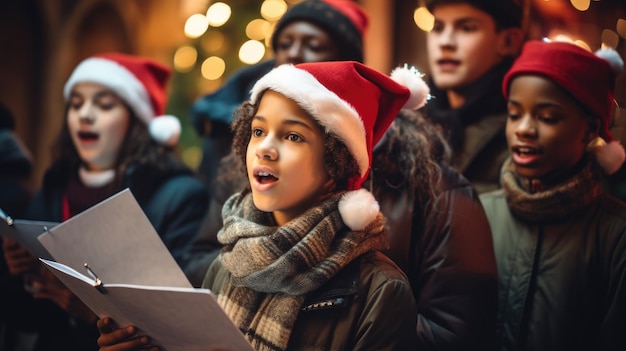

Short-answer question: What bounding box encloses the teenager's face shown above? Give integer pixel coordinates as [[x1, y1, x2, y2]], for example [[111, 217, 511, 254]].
[[506, 75, 592, 180], [246, 90, 333, 226], [67, 82, 130, 171], [274, 21, 342, 66], [427, 3, 510, 90]]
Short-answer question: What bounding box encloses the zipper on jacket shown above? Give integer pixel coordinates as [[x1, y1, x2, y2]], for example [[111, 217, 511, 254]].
[[302, 297, 347, 311], [516, 227, 544, 350]]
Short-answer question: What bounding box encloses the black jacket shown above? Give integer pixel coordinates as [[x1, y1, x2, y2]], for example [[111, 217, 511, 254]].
[[378, 162, 498, 350]]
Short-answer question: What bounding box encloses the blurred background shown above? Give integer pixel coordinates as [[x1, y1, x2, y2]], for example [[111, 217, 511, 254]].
[[1, 0, 624, 192]]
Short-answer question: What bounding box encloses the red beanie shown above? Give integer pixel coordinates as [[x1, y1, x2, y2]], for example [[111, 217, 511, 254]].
[[503, 40, 622, 141], [503, 40, 625, 174]]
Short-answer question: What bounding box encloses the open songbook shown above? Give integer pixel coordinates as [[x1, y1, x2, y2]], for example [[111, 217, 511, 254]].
[[0, 208, 56, 260], [3, 189, 252, 351], [41, 259, 253, 351]]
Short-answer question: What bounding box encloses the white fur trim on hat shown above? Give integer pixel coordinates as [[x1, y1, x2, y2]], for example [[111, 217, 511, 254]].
[[390, 65, 430, 110], [149, 115, 181, 147], [338, 189, 380, 231], [250, 64, 369, 178], [592, 139, 626, 175], [63, 57, 154, 124]]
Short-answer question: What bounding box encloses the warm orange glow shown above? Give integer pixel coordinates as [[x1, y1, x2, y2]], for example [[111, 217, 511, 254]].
[[570, 0, 590, 11], [413, 7, 434, 32], [201, 56, 226, 80]]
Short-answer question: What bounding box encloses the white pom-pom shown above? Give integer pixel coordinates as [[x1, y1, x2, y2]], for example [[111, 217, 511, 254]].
[[390, 65, 430, 110], [591, 140, 626, 174], [149, 115, 181, 147], [595, 48, 624, 75], [338, 189, 380, 231]]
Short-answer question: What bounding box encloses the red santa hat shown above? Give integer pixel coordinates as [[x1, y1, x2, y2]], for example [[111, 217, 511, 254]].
[[250, 61, 429, 230], [503, 40, 625, 174], [63, 52, 181, 147]]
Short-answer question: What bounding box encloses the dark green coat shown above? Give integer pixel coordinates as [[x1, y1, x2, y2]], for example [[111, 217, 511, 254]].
[[481, 190, 626, 351]]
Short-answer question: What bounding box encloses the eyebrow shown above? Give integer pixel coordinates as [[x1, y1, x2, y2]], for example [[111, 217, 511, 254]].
[[253, 115, 318, 132], [508, 100, 562, 109], [435, 17, 482, 25], [70, 89, 117, 100]]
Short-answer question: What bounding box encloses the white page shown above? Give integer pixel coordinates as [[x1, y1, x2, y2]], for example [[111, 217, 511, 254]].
[[41, 259, 254, 351], [0, 212, 57, 260], [38, 189, 191, 288]]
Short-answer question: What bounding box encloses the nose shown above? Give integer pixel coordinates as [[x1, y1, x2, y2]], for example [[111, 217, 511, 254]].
[[78, 102, 95, 124], [285, 42, 304, 64], [515, 115, 538, 139], [255, 135, 278, 161], [437, 26, 456, 49]]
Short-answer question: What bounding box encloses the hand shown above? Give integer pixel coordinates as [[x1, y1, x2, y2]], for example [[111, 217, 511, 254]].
[[97, 317, 158, 351], [2, 237, 39, 276], [31, 268, 98, 323]]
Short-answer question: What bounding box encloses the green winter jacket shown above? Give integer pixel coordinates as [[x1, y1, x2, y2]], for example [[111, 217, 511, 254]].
[[481, 189, 626, 351]]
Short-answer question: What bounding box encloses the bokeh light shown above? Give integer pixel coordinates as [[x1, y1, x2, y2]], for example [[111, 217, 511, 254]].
[[246, 19, 271, 41], [184, 13, 209, 38], [201, 56, 226, 80], [574, 40, 591, 51], [206, 2, 231, 27], [239, 40, 266, 64], [616, 19, 626, 39], [173, 46, 198, 72], [601, 29, 619, 49], [261, 0, 288, 21], [570, 0, 590, 11], [414, 7, 434, 32]]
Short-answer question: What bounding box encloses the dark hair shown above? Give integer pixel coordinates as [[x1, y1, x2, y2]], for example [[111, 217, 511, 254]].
[[53, 101, 183, 189], [229, 90, 359, 191], [426, 0, 523, 30], [370, 109, 448, 203]]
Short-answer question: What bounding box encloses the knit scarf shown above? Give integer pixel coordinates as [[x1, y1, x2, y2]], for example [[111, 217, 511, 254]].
[[501, 157, 602, 223], [216, 190, 387, 351]]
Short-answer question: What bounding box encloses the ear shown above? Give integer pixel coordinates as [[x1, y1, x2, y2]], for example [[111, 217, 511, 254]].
[[497, 28, 525, 57], [322, 177, 336, 194]]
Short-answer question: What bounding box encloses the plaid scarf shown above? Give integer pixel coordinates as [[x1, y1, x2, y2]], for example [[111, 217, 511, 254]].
[[215, 190, 387, 351], [501, 157, 602, 223]]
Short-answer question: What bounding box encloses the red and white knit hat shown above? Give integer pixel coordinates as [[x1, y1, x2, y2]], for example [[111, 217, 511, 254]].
[[63, 52, 181, 147], [503, 40, 625, 174], [250, 61, 429, 229]]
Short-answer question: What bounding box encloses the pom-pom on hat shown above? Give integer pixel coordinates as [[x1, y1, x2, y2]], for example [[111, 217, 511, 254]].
[[63, 52, 181, 147], [502, 40, 625, 174], [250, 61, 429, 191], [271, 0, 368, 62]]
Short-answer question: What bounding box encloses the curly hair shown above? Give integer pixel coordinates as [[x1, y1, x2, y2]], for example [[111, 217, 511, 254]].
[[53, 102, 185, 188], [370, 109, 450, 203], [228, 90, 359, 191]]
